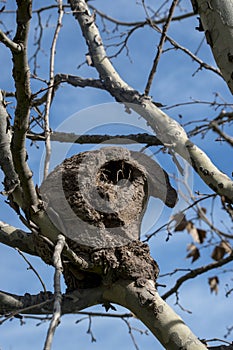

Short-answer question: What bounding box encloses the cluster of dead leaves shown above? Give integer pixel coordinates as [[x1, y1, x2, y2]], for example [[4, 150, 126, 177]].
[[172, 212, 232, 294]]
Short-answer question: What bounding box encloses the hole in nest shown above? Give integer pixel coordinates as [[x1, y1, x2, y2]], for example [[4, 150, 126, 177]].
[[98, 160, 135, 185]]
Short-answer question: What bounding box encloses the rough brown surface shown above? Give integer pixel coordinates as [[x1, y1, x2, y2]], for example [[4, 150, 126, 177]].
[[63, 240, 159, 291], [39, 147, 175, 291]]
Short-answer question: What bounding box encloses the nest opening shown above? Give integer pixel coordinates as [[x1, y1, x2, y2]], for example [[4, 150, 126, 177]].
[[97, 160, 139, 186]]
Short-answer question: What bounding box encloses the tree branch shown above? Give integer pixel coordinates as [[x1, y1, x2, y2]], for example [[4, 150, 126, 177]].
[[43, 1, 64, 180], [0, 220, 39, 256], [211, 121, 233, 147], [144, 0, 179, 95], [27, 130, 163, 146], [44, 234, 65, 350], [0, 2, 63, 245], [162, 253, 233, 300], [68, 0, 233, 203], [103, 279, 207, 350], [195, 0, 233, 94], [89, 5, 194, 27], [10, 0, 39, 211], [54, 73, 105, 90], [0, 29, 22, 52], [0, 287, 106, 315], [0, 90, 19, 193]]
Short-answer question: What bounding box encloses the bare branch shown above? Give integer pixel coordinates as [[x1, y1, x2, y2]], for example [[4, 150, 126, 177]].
[[31, 74, 104, 107], [0, 287, 106, 315], [89, 5, 194, 27], [144, 0, 179, 95], [68, 0, 233, 203], [162, 253, 233, 300], [90, 6, 221, 78], [0, 220, 39, 256], [10, 0, 39, 210], [104, 279, 207, 350], [0, 29, 22, 52], [43, 1, 64, 180], [164, 33, 222, 77], [15, 248, 47, 293], [0, 290, 54, 321], [54, 73, 105, 90], [27, 131, 163, 146], [0, 90, 19, 193], [211, 122, 233, 147], [43, 234, 65, 350]]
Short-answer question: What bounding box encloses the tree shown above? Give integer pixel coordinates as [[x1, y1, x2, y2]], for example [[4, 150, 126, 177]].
[[0, 1, 233, 349]]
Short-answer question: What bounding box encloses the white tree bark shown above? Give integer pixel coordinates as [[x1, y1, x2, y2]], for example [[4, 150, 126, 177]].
[[194, 0, 233, 94], [68, 0, 233, 203], [104, 280, 207, 350]]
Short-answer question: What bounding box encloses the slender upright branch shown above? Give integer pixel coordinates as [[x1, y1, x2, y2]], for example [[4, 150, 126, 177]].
[[43, 0, 64, 180], [144, 0, 179, 96], [43, 234, 65, 350]]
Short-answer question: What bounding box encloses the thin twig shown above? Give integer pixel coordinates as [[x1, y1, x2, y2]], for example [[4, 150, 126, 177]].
[[15, 248, 47, 293], [164, 33, 222, 77], [162, 253, 233, 300], [211, 121, 233, 147], [144, 0, 179, 95], [43, 1, 64, 180], [0, 299, 53, 325], [77, 311, 133, 318], [89, 5, 194, 27], [122, 318, 140, 350], [144, 194, 216, 241], [43, 234, 65, 350], [0, 29, 22, 51]]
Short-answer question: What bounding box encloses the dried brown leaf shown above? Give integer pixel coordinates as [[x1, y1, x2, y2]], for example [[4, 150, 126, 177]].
[[196, 228, 206, 244], [211, 241, 232, 261], [211, 245, 226, 261], [197, 207, 207, 218], [186, 222, 200, 243], [208, 276, 219, 294], [173, 213, 188, 231], [220, 240, 232, 254], [186, 243, 200, 263]]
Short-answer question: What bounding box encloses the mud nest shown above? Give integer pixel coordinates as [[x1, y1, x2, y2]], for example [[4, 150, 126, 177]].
[[40, 147, 177, 249], [39, 147, 177, 290]]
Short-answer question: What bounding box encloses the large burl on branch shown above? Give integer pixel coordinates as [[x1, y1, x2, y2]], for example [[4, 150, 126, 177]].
[[40, 147, 177, 291]]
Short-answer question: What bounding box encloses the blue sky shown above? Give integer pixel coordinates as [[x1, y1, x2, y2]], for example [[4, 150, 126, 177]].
[[0, 1, 233, 349]]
